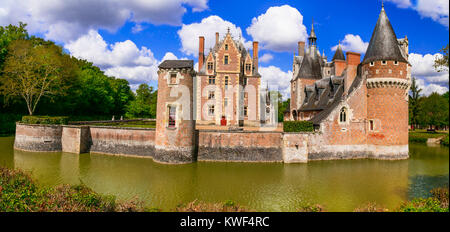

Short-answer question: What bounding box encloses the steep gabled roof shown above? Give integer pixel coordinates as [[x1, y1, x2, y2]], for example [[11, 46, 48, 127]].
[[296, 51, 323, 79], [362, 6, 407, 64]]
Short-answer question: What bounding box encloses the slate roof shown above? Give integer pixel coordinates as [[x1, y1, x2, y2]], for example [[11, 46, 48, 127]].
[[295, 51, 323, 80], [362, 6, 407, 64], [159, 60, 194, 69], [332, 44, 346, 61], [299, 75, 344, 112]]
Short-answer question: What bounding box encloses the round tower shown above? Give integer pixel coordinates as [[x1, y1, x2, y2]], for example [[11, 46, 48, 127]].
[[362, 5, 410, 159], [155, 60, 197, 164]]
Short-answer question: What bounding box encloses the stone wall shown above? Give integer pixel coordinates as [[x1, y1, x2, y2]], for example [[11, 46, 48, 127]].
[[89, 126, 155, 158], [198, 130, 283, 162], [14, 123, 62, 152]]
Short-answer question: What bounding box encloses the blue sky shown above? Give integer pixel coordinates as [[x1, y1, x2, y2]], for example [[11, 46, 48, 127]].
[[0, 0, 448, 97]]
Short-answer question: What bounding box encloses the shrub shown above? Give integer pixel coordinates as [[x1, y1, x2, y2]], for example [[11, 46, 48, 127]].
[[441, 135, 449, 147], [21, 116, 68, 125], [397, 187, 449, 212], [0, 113, 23, 135], [283, 121, 314, 132]]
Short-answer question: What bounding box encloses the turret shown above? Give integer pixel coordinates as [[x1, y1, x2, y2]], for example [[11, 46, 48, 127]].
[[155, 60, 197, 163], [363, 4, 410, 159]]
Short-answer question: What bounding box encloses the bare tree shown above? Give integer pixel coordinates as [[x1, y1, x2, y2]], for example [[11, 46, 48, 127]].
[[0, 39, 75, 115]]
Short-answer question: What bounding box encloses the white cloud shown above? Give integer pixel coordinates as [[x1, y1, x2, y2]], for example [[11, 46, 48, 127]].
[[259, 66, 293, 99], [177, 15, 251, 57], [246, 5, 308, 52], [0, 0, 209, 43], [409, 52, 449, 96], [161, 52, 179, 61], [415, 78, 449, 96], [259, 53, 274, 63], [386, 0, 448, 27], [409, 53, 449, 84], [385, 0, 412, 8], [331, 34, 369, 54], [65, 30, 160, 85]]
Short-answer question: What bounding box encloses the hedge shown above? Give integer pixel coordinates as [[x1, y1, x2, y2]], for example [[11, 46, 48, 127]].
[[283, 121, 314, 132], [21, 116, 69, 125]]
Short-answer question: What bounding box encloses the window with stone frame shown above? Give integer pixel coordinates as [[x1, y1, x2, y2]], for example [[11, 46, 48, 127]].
[[245, 63, 251, 72], [340, 107, 347, 123], [207, 62, 213, 70], [208, 105, 215, 116], [208, 91, 215, 100], [225, 44, 228, 50], [224, 76, 229, 90], [243, 77, 247, 85], [224, 55, 229, 65], [224, 98, 228, 108], [244, 106, 248, 116], [168, 105, 176, 128], [170, 73, 177, 84], [208, 76, 215, 85]]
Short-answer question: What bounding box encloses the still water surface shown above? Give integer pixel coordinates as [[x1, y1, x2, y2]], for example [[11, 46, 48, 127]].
[[0, 136, 448, 211]]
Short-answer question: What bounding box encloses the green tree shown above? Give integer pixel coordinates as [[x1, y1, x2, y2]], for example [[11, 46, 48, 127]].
[[418, 92, 449, 129], [434, 44, 449, 73], [0, 39, 77, 115], [125, 83, 157, 119], [0, 22, 29, 68], [409, 77, 422, 130]]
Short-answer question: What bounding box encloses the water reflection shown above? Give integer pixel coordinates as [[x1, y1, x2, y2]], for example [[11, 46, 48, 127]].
[[0, 136, 448, 212]]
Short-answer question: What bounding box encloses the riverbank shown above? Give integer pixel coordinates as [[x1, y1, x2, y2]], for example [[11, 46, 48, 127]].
[[409, 130, 449, 146], [1, 166, 448, 212]]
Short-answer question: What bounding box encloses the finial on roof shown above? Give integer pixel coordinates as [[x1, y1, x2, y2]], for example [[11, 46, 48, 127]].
[[227, 27, 230, 34], [382, 0, 384, 9]]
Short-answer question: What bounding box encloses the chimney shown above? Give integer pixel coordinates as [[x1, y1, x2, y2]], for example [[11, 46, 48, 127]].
[[198, 36, 205, 72], [298, 41, 305, 57], [215, 32, 219, 46], [344, 52, 361, 95], [253, 41, 259, 73]]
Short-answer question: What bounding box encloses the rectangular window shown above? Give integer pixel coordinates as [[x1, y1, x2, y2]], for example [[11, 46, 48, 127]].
[[244, 106, 248, 116], [208, 105, 215, 116], [224, 98, 228, 108], [170, 73, 177, 84], [245, 64, 251, 72], [243, 77, 247, 85], [208, 91, 215, 100], [224, 55, 229, 65], [168, 106, 176, 128], [224, 76, 229, 90], [369, 120, 374, 131], [244, 92, 248, 99], [207, 62, 213, 70], [208, 76, 215, 85], [225, 44, 228, 50]]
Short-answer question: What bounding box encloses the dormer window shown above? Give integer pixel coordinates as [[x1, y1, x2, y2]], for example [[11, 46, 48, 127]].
[[381, 60, 387, 65], [224, 55, 229, 65], [207, 62, 213, 70], [370, 62, 374, 66], [225, 44, 228, 50], [245, 63, 251, 72], [394, 61, 399, 65]]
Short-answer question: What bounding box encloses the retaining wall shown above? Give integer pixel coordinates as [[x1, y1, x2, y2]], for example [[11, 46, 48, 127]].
[[14, 123, 62, 152], [198, 130, 283, 162]]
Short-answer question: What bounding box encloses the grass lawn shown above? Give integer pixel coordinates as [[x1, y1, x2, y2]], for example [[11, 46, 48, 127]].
[[409, 129, 449, 145], [89, 120, 156, 129]]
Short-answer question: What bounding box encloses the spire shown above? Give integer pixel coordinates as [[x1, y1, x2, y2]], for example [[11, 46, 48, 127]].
[[332, 41, 345, 61], [362, 4, 407, 64], [308, 18, 317, 47]]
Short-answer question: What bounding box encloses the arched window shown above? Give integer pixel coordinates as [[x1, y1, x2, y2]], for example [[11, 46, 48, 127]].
[[340, 107, 347, 123], [292, 110, 298, 121]]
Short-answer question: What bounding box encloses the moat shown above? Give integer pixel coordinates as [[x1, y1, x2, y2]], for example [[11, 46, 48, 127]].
[[1, 136, 448, 211]]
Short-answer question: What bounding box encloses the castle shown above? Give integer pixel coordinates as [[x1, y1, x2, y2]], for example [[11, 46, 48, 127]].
[[14, 5, 410, 164]]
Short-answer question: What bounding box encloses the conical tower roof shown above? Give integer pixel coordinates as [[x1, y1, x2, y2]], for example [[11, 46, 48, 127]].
[[332, 42, 345, 61], [362, 5, 407, 64]]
